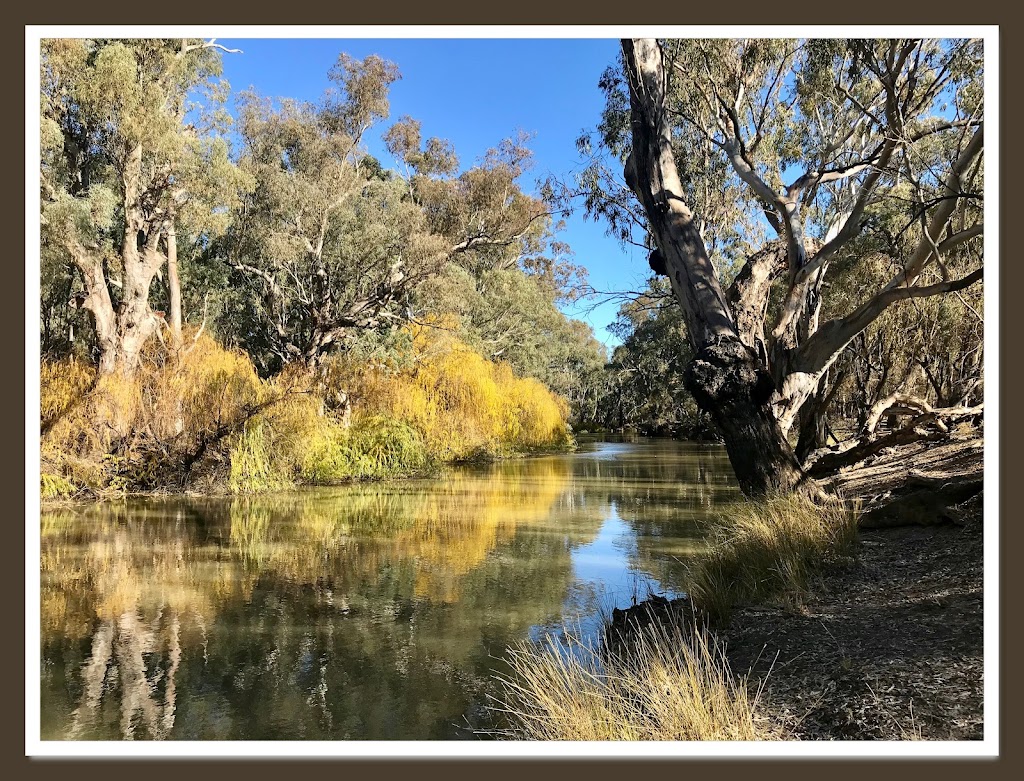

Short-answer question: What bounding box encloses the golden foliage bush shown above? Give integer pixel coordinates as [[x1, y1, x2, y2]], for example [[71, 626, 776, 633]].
[[330, 322, 572, 462], [42, 370, 144, 478], [41, 331, 266, 495], [40, 358, 94, 429], [40, 320, 571, 497], [147, 331, 263, 442]]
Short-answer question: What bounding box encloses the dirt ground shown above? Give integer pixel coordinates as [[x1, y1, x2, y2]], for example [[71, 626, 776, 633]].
[[721, 437, 985, 740]]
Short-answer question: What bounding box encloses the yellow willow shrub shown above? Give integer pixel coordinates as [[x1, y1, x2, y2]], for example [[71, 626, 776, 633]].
[[42, 333, 266, 494], [255, 384, 330, 475], [332, 323, 572, 461], [228, 420, 292, 494], [494, 364, 572, 449], [42, 370, 145, 475], [227, 374, 331, 493], [147, 331, 263, 442], [40, 358, 94, 429]]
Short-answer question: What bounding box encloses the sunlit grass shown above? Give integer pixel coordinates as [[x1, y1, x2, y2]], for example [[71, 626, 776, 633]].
[[492, 616, 767, 741], [687, 494, 859, 620], [492, 495, 859, 740]]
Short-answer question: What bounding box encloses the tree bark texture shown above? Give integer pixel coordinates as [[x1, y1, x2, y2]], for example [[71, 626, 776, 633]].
[[166, 222, 183, 349], [621, 38, 806, 497]]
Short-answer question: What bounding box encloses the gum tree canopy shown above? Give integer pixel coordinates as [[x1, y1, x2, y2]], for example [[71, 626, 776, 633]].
[[615, 38, 983, 496], [226, 55, 569, 374], [40, 38, 245, 376]]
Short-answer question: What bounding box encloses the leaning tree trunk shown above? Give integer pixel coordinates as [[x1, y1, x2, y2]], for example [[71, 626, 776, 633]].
[[621, 38, 807, 497]]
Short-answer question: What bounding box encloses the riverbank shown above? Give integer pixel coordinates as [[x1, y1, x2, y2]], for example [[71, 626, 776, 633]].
[[721, 491, 983, 740], [39, 440, 576, 507], [718, 436, 986, 740], [40, 328, 575, 501], [495, 435, 986, 741]]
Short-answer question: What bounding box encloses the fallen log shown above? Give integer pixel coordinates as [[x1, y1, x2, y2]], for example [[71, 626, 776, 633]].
[[859, 478, 983, 528], [808, 419, 946, 477]]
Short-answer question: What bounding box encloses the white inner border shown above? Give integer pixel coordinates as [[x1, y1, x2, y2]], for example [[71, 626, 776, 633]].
[[25, 24, 1000, 759]]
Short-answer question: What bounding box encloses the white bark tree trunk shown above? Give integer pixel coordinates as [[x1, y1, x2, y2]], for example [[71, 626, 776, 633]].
[[166, 222, 183, 349], [622, 39, 808, 497]]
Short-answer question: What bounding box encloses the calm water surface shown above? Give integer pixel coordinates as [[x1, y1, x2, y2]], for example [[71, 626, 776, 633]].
[[40, 437, 738, 740]]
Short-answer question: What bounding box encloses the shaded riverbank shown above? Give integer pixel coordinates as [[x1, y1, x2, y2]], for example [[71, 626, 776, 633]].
[[721, 492, 983, 739], [556, 436, 987, 741]]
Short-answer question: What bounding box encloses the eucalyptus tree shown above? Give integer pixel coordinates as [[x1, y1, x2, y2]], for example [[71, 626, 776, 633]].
[[40, 38, 246, 375], [226, 55, 439, 372], [600, 280, 711, 437], [229, 56, 603, 384], [608, 38, 983, 495], [392, 124, 608, 407]]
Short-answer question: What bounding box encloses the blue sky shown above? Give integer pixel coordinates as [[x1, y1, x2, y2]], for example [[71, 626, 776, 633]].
[[216, 38, 651, 348]]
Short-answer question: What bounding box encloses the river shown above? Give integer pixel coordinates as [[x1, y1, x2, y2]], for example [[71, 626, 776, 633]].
[[40, 437, 739, 740]]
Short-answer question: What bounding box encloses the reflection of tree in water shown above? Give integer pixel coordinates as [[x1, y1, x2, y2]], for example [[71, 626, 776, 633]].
[[40, 455, 611, 739], [42, 505, 227, 740], [570, 441, 741, 592]]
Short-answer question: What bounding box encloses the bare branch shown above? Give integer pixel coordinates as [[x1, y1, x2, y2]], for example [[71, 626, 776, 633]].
[[795, 267, 983, 376]]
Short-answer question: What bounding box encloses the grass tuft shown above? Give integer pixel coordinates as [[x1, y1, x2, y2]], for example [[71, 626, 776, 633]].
[[686, 494, 859, 620], [492, 617, 767, 741]]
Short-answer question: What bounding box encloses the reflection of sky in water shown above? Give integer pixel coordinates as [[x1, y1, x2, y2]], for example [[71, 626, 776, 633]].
[[41, 437, 736, 740], [529, 500, 685, 651]]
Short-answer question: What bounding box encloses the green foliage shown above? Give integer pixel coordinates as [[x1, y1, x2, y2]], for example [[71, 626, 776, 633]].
[[580, 37, 984, 446], [596, 279, 715, 439], [229, 421, 291, 495], [300, 417, 428, 483], [40, 38, 251, 371], [40, 473, 76, 500], [224, 56, 447, 371]]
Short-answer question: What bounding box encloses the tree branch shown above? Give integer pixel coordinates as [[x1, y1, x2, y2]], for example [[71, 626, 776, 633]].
[[795, 267, 983, 376]]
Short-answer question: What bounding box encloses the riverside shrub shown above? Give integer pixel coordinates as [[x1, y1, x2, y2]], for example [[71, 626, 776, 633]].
[[329, 323, 572, 461], [40, 320, 572, 497]]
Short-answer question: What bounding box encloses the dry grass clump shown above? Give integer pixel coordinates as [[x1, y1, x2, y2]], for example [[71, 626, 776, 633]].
[[687, 494, 859, 620], [491, 497, 857, 741], [493, 618, 766, 741]]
